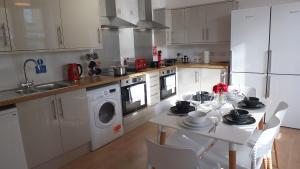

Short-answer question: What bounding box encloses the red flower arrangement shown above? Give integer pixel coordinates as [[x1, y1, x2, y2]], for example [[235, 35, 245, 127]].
[[213, 83, 228, 95]]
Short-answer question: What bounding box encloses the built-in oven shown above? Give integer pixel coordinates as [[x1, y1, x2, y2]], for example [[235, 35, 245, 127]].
[[121, 75, 147, 117], [160, 68, 176, 100]]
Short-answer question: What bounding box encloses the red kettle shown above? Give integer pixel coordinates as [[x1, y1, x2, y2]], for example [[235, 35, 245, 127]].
[[67, 63, 83, 81]]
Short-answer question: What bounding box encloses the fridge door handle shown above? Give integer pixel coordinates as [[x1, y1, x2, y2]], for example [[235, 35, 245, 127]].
[[265, 76, 271, 98], [267, 50, 272, 73]]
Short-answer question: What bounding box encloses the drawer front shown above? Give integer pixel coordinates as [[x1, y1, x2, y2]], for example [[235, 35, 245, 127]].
[[148, 93, 160, 105]]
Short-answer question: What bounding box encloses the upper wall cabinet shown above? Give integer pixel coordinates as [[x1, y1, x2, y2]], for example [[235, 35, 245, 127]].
[[5, 0, 61, 51], [154, 2, 233, 46], [60, 0, 102, 49], [185, 6, 206, 43], [171, 8, 186, 44], [0, 0, 11, 51], [205, 2, 232, 43]]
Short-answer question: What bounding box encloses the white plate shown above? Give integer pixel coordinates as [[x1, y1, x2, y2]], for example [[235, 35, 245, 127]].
[[179, 118, 213, 130]]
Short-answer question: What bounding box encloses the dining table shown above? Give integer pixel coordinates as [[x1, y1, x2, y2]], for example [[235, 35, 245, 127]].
[[149, 101, 266, 169]]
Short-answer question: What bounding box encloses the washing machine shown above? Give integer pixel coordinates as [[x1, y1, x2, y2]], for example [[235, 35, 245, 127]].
[[87, 83, 124, 151]]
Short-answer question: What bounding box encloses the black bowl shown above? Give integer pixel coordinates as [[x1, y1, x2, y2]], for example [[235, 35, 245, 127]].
[[176, 101, 190, 108], [230, 109, 249, 115], [244, 97, 260, 106]]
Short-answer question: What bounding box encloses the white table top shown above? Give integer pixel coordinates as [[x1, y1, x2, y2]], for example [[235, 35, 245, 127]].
[[149, 103, 266, 145]]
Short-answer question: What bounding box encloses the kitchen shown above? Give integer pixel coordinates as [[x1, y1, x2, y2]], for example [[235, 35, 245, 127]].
[[0, 0, 300, 169]]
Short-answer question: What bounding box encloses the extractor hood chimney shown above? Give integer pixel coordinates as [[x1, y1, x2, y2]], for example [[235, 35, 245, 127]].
[[100, 0, 137, 29], [135, 0, 169, 30]]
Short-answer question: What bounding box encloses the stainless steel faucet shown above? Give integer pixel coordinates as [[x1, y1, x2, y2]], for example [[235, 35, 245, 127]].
[[21, 59, 39, 88]]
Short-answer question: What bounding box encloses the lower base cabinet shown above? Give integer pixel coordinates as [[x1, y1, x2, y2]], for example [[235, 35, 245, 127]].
[[17, 89, 90, 168], [177, 68, 227, 99]]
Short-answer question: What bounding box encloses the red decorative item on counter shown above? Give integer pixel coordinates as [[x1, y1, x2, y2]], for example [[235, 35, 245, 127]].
[[212, 83, 228, 95], [135, 58, 147, 71]]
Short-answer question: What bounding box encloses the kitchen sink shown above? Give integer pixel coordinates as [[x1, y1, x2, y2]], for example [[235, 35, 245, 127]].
[[15, 82, 73, 95], [34, 82, 72, 91], [15, 88, 40, 95]]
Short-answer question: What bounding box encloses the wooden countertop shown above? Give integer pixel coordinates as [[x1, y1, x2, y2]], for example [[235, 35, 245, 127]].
[[0, 63, 229, 107]]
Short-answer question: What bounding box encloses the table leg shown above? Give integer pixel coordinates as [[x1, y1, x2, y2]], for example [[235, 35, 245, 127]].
[[157, 125, 166, 145], [229, 143, 237, 169], [258, 118, 264, 130]]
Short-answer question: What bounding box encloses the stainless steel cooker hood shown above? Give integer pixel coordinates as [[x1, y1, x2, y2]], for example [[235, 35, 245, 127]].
[[100, 0, 137, 29], [135, 0, 169, 30]]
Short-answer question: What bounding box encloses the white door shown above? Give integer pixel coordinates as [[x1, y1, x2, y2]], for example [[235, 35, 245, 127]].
[[185, 6, 206, 43], [0, 0, 10, 51], [0, 110, 28, 169], [5, 0, 61, 50], [268, 75, 300, 128], [231, 73, 267, 98], [231, 7, 270, 73], [56, 89, 90, 153], [171, 9, 186, 44], [269, 2, 300, 75], [17, 96, 63, 168], [206, 2, 232, 43], [60, 0, 102, 49]]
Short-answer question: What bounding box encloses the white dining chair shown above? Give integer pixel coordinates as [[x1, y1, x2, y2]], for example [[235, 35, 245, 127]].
[[228, 85, 256, 97], [269, 101, 288, 169], [146, 138, 220, 169], [199, 113, 282, 169]]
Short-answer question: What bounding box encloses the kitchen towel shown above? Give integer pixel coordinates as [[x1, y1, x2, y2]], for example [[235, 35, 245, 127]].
[[165, 75, 176, 91], [129, 84, 145, 104]]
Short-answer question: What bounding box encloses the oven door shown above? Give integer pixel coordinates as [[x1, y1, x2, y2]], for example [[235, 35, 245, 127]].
[[121, 82, 147, 116], [160, 73, 176, 100]]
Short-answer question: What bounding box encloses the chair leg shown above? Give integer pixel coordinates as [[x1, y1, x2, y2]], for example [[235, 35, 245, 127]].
[[267, 156, 273, 169], [273, 139, 280, 169], [263, 156, 268, 169]]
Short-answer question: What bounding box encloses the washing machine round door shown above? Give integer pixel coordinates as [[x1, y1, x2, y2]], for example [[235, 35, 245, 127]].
[[94, 100, 117, 127]]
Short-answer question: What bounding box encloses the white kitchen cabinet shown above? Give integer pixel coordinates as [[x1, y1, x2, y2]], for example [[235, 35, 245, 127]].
[[17, 96, 63, 168], [269, 2, 300, 75], [0, 0, 10, 51], [146, 71, 160, 106], [171, 8, 186, 44], [17, 89, 90, 168], [177, 68, 201, 99], [200, 69, 224, 92], [153, 8, 172, 46], [231, 73, 267, 98], [5, 0, 61, 51], [185, 6, 206, 43], [206, 2, 232, 43], [60, 0, 102, 49], [56, 89, 91, 152], [231, 7, 270, 73]]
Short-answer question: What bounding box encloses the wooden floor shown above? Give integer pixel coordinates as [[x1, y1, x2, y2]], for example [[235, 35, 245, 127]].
[[60, 123, 300, 169]]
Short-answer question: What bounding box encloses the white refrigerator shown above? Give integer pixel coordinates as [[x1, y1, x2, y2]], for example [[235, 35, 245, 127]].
[[231, 3, 300, 128]]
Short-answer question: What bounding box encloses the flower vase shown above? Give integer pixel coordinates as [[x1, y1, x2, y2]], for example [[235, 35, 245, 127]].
[[216, 93, 225, 106]]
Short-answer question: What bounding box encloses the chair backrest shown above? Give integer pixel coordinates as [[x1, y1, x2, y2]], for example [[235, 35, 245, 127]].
[[251, 115, 281, 159], [273, 101, 288, 124], [228, 85, 256, 97], [154, 100, 172, 114], [146, 138, 200, 169]]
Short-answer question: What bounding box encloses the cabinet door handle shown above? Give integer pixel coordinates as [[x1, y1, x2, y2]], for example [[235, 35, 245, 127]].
[[51, 100, 57, 120], [59, 98, 64, 118], [1, 23, 8, 46], [97, 28, 101, 44], [57, 26, 63, 45]]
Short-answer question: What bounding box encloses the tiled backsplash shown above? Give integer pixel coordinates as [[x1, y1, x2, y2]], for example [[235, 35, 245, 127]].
[[158, 43, 230, 63]]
